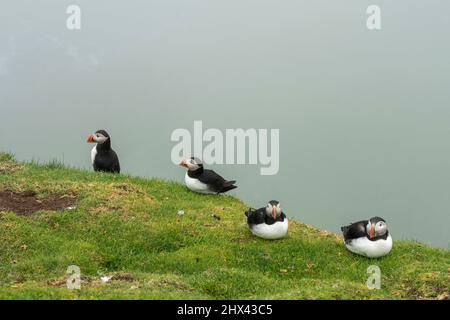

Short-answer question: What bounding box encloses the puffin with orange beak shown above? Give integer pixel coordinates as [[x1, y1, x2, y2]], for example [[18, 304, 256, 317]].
[[86, 129, 120, 173], [341, 217, 392, 258], [179, 157, 237, 194], [245, 200, 288, 240]]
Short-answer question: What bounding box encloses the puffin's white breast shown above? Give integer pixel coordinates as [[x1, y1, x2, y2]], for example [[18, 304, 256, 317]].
[[90, 145, 97, 166], [184, 172, 215, 194], [250, 219, 288, 240], [345, 234, 393, 258]]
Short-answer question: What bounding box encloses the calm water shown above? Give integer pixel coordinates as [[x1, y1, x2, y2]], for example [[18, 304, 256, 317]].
[[1, 1, 449, 248]]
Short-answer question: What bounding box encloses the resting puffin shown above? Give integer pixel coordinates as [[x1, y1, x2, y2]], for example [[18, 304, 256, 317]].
[[86, 129, 120, 173], [179, 157, 237, 194], [341, 217, 392, 258], [245, 200, 288, 240]]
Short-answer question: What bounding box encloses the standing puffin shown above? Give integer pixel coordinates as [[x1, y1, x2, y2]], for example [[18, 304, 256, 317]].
[[86, 129, 120, 173], [341, 217, 392, 258], [245, 200, 288, 240], [179, 157, 237, 194]]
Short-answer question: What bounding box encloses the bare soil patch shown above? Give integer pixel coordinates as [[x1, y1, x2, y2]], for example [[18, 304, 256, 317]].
[[0, 190, 76, 215]]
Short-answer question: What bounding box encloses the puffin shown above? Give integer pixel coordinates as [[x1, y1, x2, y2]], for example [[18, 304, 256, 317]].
[[245, 200, 288, 240], [86, 129, 120, 173], [341, 217, 392, 258], [179, 157, 237, 194]]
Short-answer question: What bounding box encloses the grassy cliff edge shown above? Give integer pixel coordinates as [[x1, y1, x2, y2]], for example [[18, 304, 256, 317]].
[[0, 152, 448, 300]]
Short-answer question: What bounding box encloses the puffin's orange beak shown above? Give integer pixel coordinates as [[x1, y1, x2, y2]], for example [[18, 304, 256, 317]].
[[87, 134, 95, 143], [369, 224, 375, 238], [179, 160, 188, 168], [272, 207, 277, 220]]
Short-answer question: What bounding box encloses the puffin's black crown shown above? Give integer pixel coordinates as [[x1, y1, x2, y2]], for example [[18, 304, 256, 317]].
[[190, 156, 203, 166], [268, 200, 280, 206], [370, 216, 386, 224], [95, 129, 110, 138]]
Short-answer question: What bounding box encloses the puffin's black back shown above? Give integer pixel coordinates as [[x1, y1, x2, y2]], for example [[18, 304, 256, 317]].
[[245, 207, 286, 226], [188, 167, 237, 193], [341, 219, 390, 243], [341, 220, 368, 242], [245, 208, 266, 225]]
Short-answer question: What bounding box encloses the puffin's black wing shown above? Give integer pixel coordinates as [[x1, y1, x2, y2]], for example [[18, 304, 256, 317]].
[[110, 150, 120, 173], [279, 212, 287, 221], [94, 149, 120, 173], [199, 169, 237, 193], [245, 208, 266, 226], [341, 220, 368, 242]]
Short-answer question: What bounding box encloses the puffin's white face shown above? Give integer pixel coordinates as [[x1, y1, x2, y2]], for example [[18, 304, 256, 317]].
[[179, 157, 202, 171], [366, 219, 388, 238], [87, 132, 108, 144], [265, 201, 281, 220]]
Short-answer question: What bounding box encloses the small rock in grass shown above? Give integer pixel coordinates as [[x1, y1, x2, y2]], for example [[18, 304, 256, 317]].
[[177, 210, 185, 216]]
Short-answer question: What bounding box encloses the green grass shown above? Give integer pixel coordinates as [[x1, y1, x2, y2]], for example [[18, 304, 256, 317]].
[[0, 152, 449, 300]]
